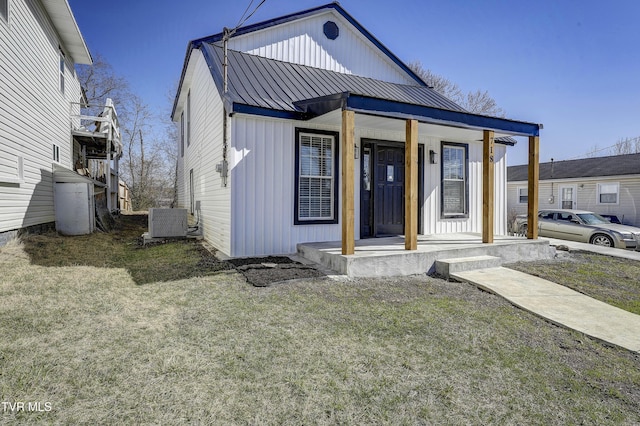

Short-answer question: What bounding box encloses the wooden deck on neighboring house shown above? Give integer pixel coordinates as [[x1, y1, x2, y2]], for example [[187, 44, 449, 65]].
[[70, 99, 123, 212]]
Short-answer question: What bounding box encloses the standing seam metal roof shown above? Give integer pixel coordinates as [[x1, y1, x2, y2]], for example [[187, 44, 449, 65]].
[[201, 43, 466, 114]]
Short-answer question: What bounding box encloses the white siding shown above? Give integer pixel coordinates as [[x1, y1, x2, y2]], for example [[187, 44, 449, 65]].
[[177, 50, 231, 254], [508, 175, 640, 226], [230, 116, 342, 256], [229, 119, 510, 257], [423, 140, 508, 235], [0, 0, 84, 233], [228, 11, 415, 85]]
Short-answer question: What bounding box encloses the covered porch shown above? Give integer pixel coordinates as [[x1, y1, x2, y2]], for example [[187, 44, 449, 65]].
[[295, 92, 543, 259]]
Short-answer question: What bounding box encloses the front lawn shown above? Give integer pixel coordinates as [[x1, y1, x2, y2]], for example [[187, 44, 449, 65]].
[[1, 220, 639, 424]]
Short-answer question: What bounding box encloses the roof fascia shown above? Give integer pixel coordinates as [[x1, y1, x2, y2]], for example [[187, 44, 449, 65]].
[[231, 104, 308, 120], [171, 42, 197, 120], [345, 95, 541, 137]]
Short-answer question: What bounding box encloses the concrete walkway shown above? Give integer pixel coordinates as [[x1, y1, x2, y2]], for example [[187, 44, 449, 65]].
[[540, 237, 640, 261], [452, 243, 640, 352]]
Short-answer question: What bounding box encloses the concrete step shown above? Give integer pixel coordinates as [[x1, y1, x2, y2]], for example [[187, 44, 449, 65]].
[[435, 255, 503, 279]]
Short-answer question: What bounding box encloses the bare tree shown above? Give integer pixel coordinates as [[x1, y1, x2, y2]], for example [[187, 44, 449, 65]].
[[77, 54, 130, 108], [76, 55, 176, 210], [408, 61, 506, 117], [610, 136, 640, 155]]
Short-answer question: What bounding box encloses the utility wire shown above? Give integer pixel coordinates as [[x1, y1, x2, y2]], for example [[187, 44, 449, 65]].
[[235, 0, 255, 29], [566, 136, 640, 160], [231, 0, 267, 35]]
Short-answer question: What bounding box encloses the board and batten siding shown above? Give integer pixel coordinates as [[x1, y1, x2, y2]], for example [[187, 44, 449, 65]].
[[411, 137, 507, 236], [0, 0, 83, 233], [228, 11, 415, 86], [508, 175, 640, 226], [230, 116, 342, 257], [229, 117, 509, 257], [176, 49, 231, 254]]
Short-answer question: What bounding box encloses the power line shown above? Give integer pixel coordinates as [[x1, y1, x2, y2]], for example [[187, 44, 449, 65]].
[[231, 0, 267, 36], [235, 0, 255, 30], [566, 136, 640, 160]]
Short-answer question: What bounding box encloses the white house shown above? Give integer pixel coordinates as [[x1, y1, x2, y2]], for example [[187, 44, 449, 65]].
[[0, 0, 121, 243], [172, 3, 542, 258], [508, 153, 640, 226]]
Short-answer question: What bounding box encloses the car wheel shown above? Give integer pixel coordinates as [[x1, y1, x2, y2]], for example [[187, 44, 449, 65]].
[[590, 234, 613, 247], [519, 224, 528, 236]]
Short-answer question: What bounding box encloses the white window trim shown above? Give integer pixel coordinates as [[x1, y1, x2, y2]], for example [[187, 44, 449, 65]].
[[597, 182, 619, 205], [558, 184, 577, 209], [517, 186, 528, 204], [53, 143, 60, 164], [59, 51, 65, 95], [0, 0, 8, 23], [0, 155, 24, 184]]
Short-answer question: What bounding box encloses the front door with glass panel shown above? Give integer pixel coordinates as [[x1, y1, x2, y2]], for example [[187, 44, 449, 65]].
[[360, 140, 423, 238], [559, 185, 576, 209], [374, 146, 405, 235]]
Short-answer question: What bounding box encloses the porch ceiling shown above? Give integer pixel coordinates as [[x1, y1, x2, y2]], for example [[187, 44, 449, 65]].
[[308, 109, 517, 143]]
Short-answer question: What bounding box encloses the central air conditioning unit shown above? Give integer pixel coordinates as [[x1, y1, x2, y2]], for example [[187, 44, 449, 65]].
[[148, 208, 188, 238]]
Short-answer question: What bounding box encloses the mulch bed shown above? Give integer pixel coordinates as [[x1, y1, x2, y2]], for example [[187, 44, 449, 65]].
[[227, 256, 326, 287]]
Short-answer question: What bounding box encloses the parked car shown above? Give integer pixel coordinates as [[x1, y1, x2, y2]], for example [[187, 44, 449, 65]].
[[600, 214, 622, 224], [515, 209, 640, 249]]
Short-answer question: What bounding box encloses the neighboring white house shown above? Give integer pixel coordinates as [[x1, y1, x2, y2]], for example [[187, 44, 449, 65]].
[[172, 3, 542, 257], [0, 0, 121, 243], [508, 153, 640, 226]]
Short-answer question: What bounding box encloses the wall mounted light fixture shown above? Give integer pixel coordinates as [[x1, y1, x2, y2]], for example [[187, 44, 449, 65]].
[[429, 149, 438, 164]]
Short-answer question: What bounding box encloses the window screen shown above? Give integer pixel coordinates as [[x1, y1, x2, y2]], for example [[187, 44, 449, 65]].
[[598, 183, 618, 204]]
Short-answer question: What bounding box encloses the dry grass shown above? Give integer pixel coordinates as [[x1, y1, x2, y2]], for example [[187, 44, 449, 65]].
[[18, 213, 233, 285], [507, 250, 640, 315], [1, 225, 640, 424]]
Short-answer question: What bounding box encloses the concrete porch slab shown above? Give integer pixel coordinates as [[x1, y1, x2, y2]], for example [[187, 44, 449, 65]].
[[297, 233, 555, 277]]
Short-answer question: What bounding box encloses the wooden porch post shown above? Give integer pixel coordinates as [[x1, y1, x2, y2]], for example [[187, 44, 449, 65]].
[[405, 119, 418, 250], [341, 110, 355, 255], [482, 130, 495, 243], [527, 135, 540, 239]]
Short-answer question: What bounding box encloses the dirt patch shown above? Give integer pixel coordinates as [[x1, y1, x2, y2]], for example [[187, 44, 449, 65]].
[[227, 256, 325, 287]]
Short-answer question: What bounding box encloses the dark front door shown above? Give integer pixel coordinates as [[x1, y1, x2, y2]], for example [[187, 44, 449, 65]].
[[360, 140, 424, 238], [374, 146, 405, 236]]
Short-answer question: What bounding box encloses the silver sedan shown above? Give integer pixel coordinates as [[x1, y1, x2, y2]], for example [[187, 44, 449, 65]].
[[517, 209, 640, 249]]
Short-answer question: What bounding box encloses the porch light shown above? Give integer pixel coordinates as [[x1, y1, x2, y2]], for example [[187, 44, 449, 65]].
[[429, 149, 438, 164], [354, 143, 360, 159]]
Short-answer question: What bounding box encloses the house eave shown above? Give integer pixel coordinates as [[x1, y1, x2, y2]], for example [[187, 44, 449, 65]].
[[42, 0, 92, 64], [293, 93, 541, 137]]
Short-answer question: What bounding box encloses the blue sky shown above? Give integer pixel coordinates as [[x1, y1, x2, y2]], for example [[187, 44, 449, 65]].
[[68, 0, 640, 165]]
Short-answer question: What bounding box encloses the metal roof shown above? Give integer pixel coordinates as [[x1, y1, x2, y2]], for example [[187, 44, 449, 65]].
[[199, 43, 541, 137], [41, 0, 92, 64], [508, 152, 640, 181], [201, 43, 463, 115]]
